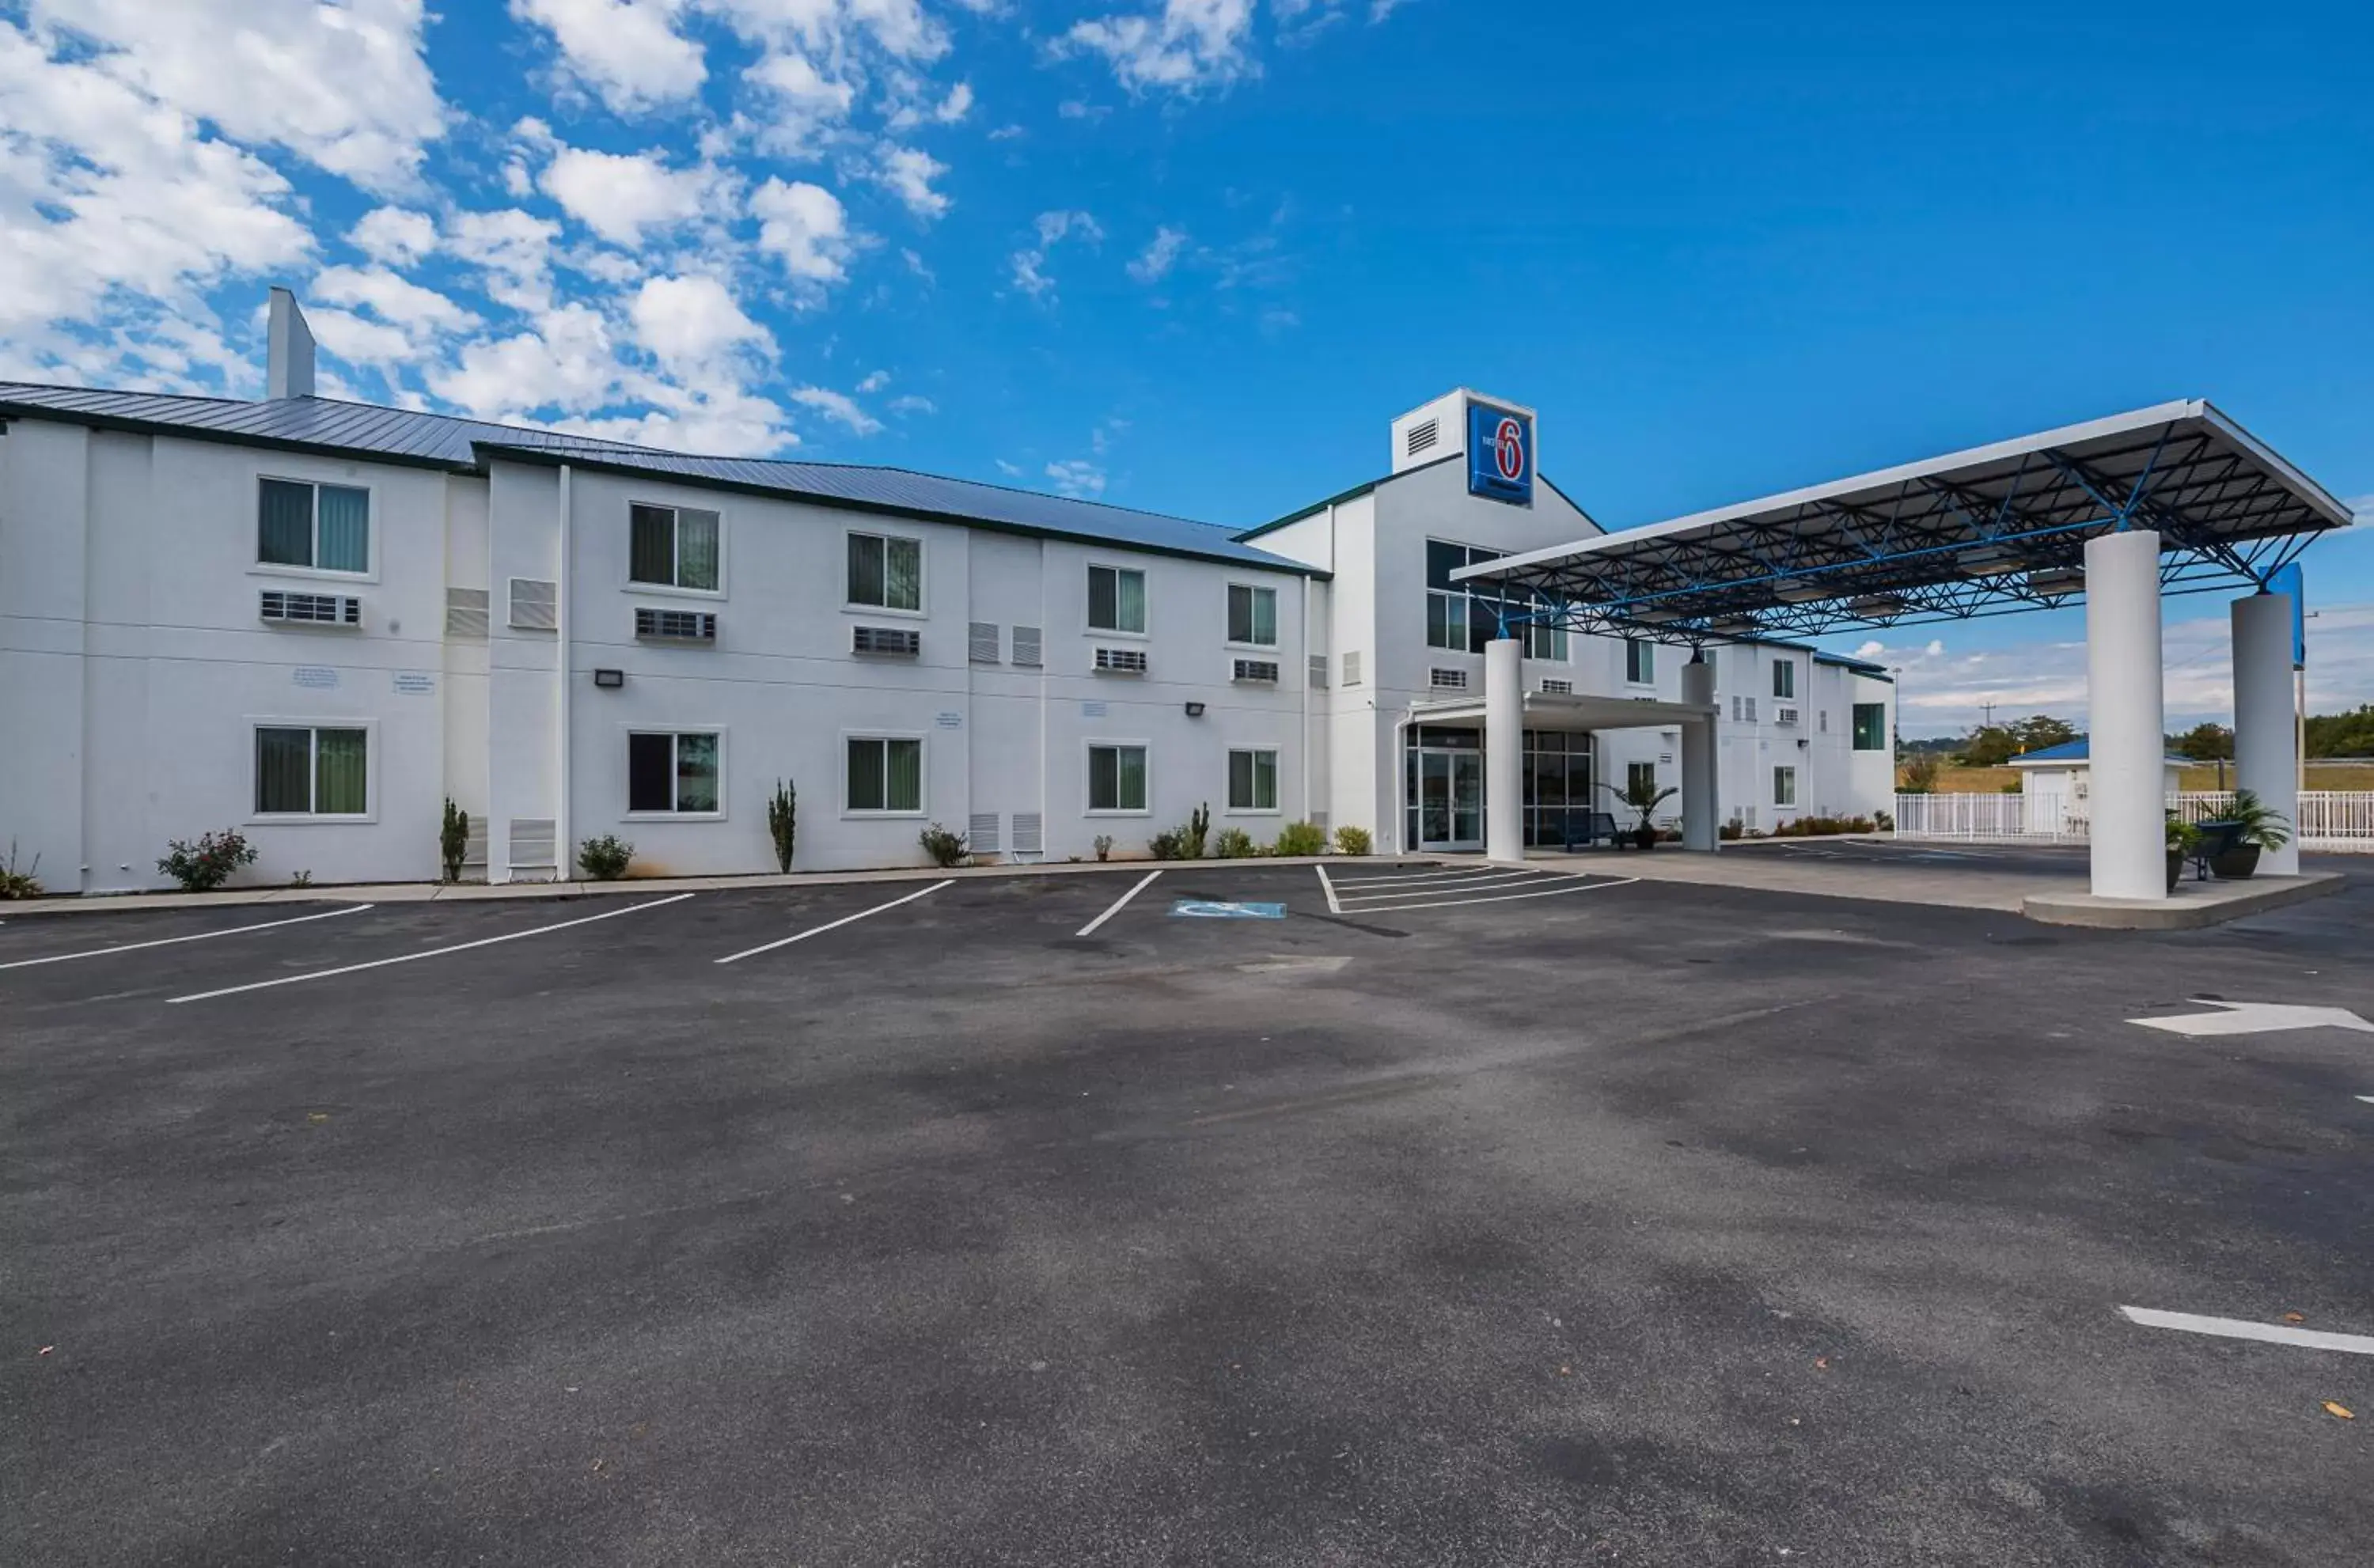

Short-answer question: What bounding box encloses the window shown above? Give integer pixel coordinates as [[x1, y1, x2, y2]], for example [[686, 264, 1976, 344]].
[[1425, 540, 1506, 653], [1625, 638, 1655, 684], [1088, 744, 1148, 812], [257, 479, 370, 573], [1525, 619, 1569, 661], [628, 504, 720, 592], [1772, 658, 1796, 699], [1773, 766, 1797, 807], [1853, 703, 1888, 751], [846, 532, 921, 611], [1227, 583, 1277, 646], [1088, 565, 1147, 634], [1626, 760, 1659, 797], [628, 732, 720, 814], [255, 725, 368, 816], [844, 737, 923, 814], [1227, 748, 1279, 812]]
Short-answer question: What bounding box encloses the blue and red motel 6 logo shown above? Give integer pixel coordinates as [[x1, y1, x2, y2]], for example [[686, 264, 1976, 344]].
[[1466, 400, 1534, 506]]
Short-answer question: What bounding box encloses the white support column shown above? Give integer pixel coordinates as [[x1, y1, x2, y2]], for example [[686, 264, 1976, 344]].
[[2231, 590, 2300, 877], [1680, 655, 1719, 852], [1485, 637, 1523, 863], [2084, 528, 2167, 900]]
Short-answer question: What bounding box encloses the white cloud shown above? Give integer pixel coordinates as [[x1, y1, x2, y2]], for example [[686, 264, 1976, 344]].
[[444, 208, 562, 312], [856, 369, 891, 392], [1009, 250, 1054, 299], [539, 144, 712, 245], [311, 264, 479, 338], [886, 393, 934, 415], [743, 47, 857, 154], [750, 176, 854, 282], [511, 0, 707, 112], [873, 143, 949, 219], [995, 458, 1023, 477], [303, 305, 416, 367], [1035, 209, 1103, 247], [1127, 224, 1189, 282], [350, 206, 438, 269], [709, 0, 949, 62], [1011, 209, 1102, 302], [427, 300, 624, 417], [629, 274, 771, 371], [790, 384, 883, 435], [1045, 459, 1106, 497], [935, 81, 974, 123], [1062, 0, 1257, 95], [988, 123, 1025, 140]]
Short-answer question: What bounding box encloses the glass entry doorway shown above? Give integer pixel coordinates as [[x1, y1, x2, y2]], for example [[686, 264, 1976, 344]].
[[1415, 749, 1484, 851]]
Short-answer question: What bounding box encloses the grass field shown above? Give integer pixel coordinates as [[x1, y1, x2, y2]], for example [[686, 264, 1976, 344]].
[[1898, 761, 2373, 793]]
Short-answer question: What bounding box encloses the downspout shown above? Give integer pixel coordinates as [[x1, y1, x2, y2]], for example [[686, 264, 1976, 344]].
[[556, 464, 571, 881], [1300, 570, 1313, 824]]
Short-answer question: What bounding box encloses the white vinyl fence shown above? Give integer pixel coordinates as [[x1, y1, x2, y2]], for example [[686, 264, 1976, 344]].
[[1891, 790, 2374, 853]]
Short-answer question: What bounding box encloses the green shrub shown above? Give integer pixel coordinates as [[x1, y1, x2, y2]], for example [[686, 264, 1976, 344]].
[[919, 823, 969, 867], [1148, 827, 1188, 861], [576, 835, 634, 881], [440, 797, 469, 884], [767, 779, 798, 873], [1, 840, 43, 900], [1213, 827, 1257, 859], [1719, 820, 1745, 842], [157, 829, 258, 892], [1272, 820, 1327, 857], [1333, 824, 1373, 856]]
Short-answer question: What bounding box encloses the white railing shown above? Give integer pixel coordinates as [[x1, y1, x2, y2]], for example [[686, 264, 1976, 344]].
[[1893, 790, 2374, 852]]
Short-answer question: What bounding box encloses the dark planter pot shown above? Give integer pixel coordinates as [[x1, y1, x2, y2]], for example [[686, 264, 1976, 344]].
[[2209, 843, 2262, 881], [1634, 824, 1657, 851], [2166, 849, 2186, 894]]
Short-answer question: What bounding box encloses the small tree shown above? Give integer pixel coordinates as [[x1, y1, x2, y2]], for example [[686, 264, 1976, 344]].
[[1900, 752, 1941, 793], [767, 779, 798, 873], [440, 797, 470, 884]]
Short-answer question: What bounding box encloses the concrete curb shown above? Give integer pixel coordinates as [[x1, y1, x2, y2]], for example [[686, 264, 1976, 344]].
[[2021, 871, 2346, 930], [0, 854, 1428, 919]]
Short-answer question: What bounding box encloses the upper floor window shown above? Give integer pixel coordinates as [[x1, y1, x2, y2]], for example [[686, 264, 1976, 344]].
[[1089, 565, 1146, 634], [1625, 638, 1655, 685], [1227, 583, 1277, 646], [1772, 658, 1797, 699], [847, 532, 922, 611], [630, 503, 719, 591], [1524, 619, 1568, 662], [1425, 540, 1504, 653], [1853, 702, 1889, 751], [258, 478, 369, 573]]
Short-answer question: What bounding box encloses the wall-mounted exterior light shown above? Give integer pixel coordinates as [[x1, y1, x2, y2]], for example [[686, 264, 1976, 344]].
[[593, 668, 625, 689], [1184, 701, 1206, 718]]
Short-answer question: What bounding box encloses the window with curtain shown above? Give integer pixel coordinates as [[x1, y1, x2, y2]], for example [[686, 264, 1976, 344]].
[[1227, 584, 1277, 646], [1773, 766, 1797, 806], [628, 732, 722, 812], [629, 504, 721, 590], [1853, 702, 1888, 751], [257, 479, 369, 571], [1625, 638, 1655, 684], [255, 725, 367, 815], [847, 533, 923, 611], [1626, 760, 1658, 797], [1227, 748, 1278, 812], [1088, 565, 1146, 634], [846, 737, 923, 813], [1772, 659, 1796, 699], [1089, 744, 1148, 812]]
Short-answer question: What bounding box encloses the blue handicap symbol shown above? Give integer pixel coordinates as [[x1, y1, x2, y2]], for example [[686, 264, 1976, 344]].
[[1170, 900, 1287, 920]]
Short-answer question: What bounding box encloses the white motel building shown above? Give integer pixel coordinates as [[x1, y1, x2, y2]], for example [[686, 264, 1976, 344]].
[[0, 291, 1894, 893]]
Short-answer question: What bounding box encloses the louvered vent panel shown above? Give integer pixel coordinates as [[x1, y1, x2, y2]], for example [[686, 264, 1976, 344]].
[[1541, 677, 1572, 695], [968, 622, 1001, 663], [1429, 668, 1467, 691], [1011, 627, 1043, 668], [1342, 650, 1362, 686], [508, 817, 558, 877], [1307, 654, 1327, 689], [1094, 646, 1147, 674], [508, 578, 558, 631], [852, 625, 921, 656], [1232, 658, 1280, 684], [968, 812, 1001, 854], [1011, 812, 1044, 854], [445, 586, 490, 638], [259, 589, 361, 627], [462, 817, 489, 875], [1405, 419, 1439, 457]]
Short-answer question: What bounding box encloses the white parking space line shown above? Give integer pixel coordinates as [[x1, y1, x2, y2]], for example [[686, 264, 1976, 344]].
[[169, 894, 694, 1003], [0, 903, 372, 971], [1076, 869, 1162, 936], [1315, 863, 1341, 915], [715, 880, 952, 965], [1337, 869, 1557, 903], [2118, 1305, 2374, 1355], [1353, 875, 1639, 915], [1328, 866, 1507, 888]]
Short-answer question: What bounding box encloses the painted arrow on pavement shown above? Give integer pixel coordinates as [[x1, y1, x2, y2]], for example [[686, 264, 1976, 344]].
[[2129, 1000, 2374, 1038]]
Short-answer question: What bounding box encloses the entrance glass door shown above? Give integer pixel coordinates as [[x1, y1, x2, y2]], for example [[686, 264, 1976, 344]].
[[1418, 750, 1483, 851]]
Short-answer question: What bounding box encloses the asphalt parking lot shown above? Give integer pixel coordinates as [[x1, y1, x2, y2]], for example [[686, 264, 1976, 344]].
[[5, 862, 2369, 1566]]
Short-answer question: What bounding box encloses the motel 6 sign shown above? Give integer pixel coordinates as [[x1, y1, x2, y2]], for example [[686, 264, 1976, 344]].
[[1466, 401, 1534, 506]]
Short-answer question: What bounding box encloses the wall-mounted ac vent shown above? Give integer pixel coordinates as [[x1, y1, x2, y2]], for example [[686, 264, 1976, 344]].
[[1310, 811, 1330, 831], [1011, 627, 1044, 668], [260, 589, 361, 627], [1405, 419, 1439, 458], [1818, 709, 1830, 733], [1011, 812, 1044, 855], [968, 812, 1000, 854], [1307, 654, 1328, 689], [968, 622, 1002, 664], [445, 586, 490, 638], [1774, 704, 1800, 726], [1540, 677, 1572, 695], [1342, 650, 1363, 687], [1429, 667, 1468, 691], [508, 577, 558, 631], [1232, 658, 1280, 684], [1094, 646, 1148, 674], [635, 607, 717, 642], [508, 817, 558, 878], [852, 624, 921, 657]]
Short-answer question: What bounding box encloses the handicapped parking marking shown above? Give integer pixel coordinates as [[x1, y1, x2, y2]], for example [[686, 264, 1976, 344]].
[[1170, 900, 1287, 920]]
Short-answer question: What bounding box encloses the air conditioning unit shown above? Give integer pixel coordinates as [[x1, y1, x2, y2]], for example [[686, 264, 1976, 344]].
[[1232, 658, 1280, 684], [260, 589, 362, 627], [636, 607, 717, 642], [1094, 646, 1148, 674], [852, 624, 920, 656], [1774, 704, 1800, 726], [1540, 677, 1572, 695], [1429, 668, 1468, 690]]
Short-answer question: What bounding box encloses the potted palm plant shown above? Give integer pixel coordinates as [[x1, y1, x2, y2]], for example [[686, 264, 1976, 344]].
[[1602, 777, 1679, 850], [2164, 813, 2201, 893], [2204, 789, 2291, 880]]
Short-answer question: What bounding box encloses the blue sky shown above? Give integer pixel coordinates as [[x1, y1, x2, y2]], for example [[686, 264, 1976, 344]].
[[3, 0, 2368, 734]]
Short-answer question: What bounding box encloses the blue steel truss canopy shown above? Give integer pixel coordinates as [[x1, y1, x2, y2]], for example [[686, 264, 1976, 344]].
[[1451, 400, 2353, 645]]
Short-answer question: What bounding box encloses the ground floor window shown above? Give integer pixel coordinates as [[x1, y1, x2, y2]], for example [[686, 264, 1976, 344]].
[[1626, 760, 1658, 797], [845, 737, 922, 814], [1773, 765, 1797, 807], [630, 731, 720, 813], [1524, 729, 1591, 847], [1400, 726, 1594, 849], [1089, 744, 1149, 813], [256, 725, 367, 816], [1227, 748, 1278, 812]]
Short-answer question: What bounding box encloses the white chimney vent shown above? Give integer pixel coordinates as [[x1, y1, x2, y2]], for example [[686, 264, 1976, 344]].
[[267, 286, 316, 400]]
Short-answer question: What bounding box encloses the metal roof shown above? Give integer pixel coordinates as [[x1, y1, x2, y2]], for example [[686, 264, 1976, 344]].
[[1452, 400, 2353, 644], [2008, 740, 2189, 767], [0, 381, 1318, 575]]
